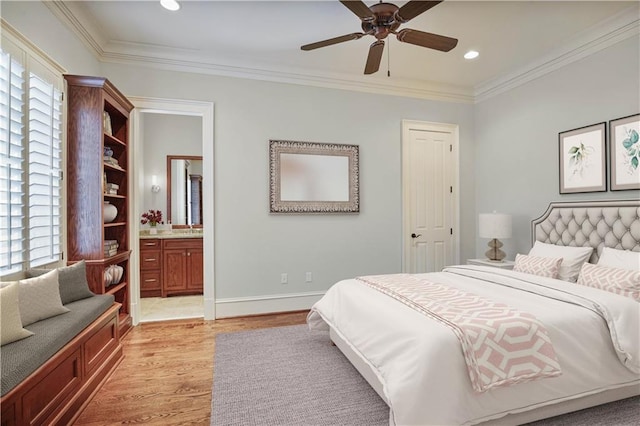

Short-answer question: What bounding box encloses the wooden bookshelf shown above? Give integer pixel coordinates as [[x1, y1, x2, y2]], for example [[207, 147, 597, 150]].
[[64, 75, 134, 337]]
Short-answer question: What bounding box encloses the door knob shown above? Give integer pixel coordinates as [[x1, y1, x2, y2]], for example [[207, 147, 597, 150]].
[[411, 233, 422, 239]]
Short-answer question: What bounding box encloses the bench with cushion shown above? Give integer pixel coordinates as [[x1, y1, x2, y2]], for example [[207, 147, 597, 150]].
[[0, 261, 123, 425]]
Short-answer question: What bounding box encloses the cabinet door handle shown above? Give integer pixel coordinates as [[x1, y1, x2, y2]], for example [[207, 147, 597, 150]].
[[187, 252, 191, 256], [144, 243, 156, 246], [144, 279, 157, 282], [145, 258, 156, 262]]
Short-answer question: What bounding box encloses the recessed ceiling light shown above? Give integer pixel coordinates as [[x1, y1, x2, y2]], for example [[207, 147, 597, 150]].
[[464, 50, 479, 60], [160, 0, 180, 11]]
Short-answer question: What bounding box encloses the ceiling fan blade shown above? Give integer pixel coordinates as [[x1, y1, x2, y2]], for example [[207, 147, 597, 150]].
[[301, 32, 365, 51], [364, 40, 385, 75], [339, 0, 375, 22], [396, 1, 443, 23], [396, 28, 458, 52]]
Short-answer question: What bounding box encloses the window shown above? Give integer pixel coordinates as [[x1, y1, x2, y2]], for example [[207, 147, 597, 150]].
[[0, 51, 25, 274], [28, 74, 62, 267], [0, 24, 65, 276]]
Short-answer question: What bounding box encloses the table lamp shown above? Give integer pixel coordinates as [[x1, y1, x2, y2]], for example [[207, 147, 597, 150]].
[[479, 212, 512, 262]]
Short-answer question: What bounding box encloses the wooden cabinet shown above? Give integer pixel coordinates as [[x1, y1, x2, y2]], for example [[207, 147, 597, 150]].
[[64, 75, 134, 336], [188, 247, 204, 292], [139, 239, 162, 297], [162, 239, 203, 296], [0, 304, 122, 426], [140, 237, 203, 297]]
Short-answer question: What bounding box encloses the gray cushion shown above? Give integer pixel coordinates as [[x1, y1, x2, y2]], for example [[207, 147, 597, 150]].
[[0, 294, 115, 396], [12, 270, 70, 326], [27, 260, 95, 305]]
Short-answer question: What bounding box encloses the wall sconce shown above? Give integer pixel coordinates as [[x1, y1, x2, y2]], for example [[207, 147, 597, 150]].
[[479, 212, 512, 262], [151, 175, 161, 193]]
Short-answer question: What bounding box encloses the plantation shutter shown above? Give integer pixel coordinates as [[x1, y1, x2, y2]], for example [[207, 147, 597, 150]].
[[28, 73, 62, 267], [1, 22, 65, 276], [0, 48, 26, 275]]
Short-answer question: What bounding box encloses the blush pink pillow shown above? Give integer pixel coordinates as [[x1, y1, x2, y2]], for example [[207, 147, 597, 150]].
[[513, 254, 563, 279], [577, 263, 640, 302]]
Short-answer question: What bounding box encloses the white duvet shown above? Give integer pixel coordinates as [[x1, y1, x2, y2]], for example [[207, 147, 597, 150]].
[[307, 265, 640, 425]]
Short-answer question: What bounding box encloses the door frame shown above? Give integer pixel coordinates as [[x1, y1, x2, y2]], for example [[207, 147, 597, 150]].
[[401, 119, 460, 272], [129, 97, 215, 323]]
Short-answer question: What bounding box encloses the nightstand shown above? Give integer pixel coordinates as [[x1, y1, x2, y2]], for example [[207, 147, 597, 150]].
[[467, 258, 515, 270]]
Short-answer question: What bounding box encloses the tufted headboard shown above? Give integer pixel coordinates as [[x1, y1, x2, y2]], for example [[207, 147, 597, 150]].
[[531, 200, 640, 264]]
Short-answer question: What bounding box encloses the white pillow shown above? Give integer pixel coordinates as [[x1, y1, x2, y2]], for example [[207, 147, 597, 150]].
[[513, 254, 563, 279], [528, 241, 593, 282], [597, 247, 640, 272], [12, 269, 70, 326], [577, 263, 640, 302], [1, 282, 34, 346]]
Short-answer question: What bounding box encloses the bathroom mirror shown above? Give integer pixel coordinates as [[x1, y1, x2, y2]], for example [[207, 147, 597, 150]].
[[269, 140, 359, 213], [167, 155, 203, 226]]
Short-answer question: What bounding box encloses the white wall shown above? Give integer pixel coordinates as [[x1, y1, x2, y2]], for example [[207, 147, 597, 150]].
[[1, 1, 100, 76], [101, 63, 476, 299], [16, 2, 637, 307], [474, 36, 640, 259], [141, 113, 202, 217], [2, 1, 476, 308]]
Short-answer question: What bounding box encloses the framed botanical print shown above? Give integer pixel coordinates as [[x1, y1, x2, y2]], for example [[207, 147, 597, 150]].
[[559, 122, 607, 194], [609, 113, 640, 191]]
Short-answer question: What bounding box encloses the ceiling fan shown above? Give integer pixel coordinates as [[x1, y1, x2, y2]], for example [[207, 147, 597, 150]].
[[301, 0, 458, 75]]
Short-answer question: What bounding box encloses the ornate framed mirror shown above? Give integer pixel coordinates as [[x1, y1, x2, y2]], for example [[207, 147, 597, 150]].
[[269, 140, 359, 213]]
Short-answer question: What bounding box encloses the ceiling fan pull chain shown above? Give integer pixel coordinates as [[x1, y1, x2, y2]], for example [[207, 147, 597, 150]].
[[387, 39, 391, 77]]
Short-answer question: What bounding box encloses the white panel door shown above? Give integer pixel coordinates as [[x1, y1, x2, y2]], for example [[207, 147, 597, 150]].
[[403, 123, 455, 273]]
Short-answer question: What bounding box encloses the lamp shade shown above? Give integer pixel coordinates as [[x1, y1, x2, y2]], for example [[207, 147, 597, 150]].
[[479, 213, 512, 239]]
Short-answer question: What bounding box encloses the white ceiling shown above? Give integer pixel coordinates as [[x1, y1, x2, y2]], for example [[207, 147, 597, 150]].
[[49, 1, 639, 102]]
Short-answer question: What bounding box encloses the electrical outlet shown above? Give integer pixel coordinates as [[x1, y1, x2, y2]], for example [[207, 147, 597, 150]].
[[305, 272, 312, 283], [281, 273, 288, 284]]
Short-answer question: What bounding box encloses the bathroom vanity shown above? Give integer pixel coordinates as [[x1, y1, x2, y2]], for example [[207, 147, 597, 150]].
[[139, 233, 203, 297]]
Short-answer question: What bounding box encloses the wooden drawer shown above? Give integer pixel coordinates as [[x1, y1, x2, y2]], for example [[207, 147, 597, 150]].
[[140, 250, 161, 270], [1, 402, 16, 426], [140, 271, 161, 291], [140, 239, 160, 250], [163, 238, 202, 250], [23, 348, 82, 426], [84, 313, 119, 377]]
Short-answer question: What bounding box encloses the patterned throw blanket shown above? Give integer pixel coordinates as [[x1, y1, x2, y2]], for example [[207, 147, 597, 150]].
[[356, 274, 562, 392]]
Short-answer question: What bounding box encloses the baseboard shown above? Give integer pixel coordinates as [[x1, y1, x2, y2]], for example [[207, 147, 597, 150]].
[[215, 291, 324, 318]]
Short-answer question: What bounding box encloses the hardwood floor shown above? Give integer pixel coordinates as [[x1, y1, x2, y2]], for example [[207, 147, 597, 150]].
[[74, 311, 309, 425]]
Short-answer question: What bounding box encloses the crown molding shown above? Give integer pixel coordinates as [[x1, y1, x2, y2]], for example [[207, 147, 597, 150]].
[[44, 0, 105, 57], [474, 6, 640, 103], [45, 1, 638, 105], [42, 0, 475, 103], [100, 48, 475, 103]]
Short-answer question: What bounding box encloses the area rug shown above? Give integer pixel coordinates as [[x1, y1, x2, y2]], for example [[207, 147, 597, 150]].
[[212, 325, 388, 426], [211, 325, 639, 426]]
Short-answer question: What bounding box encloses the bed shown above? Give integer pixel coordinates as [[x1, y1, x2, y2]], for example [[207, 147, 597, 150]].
[[308, 199, 640, 425]]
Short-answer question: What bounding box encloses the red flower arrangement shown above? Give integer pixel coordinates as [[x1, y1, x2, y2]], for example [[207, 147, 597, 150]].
[[140, 209, 163, 226]]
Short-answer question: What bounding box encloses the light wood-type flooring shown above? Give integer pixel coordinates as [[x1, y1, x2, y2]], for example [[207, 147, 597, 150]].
[[74, 311, 309, 425]]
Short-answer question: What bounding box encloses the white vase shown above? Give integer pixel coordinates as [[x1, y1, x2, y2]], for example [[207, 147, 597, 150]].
[[103, 201, 118, 223], [149, 226, 158, 235]]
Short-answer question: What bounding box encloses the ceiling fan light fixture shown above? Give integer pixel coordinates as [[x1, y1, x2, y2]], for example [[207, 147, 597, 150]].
[[464, 50, 479, 60], [303, 0, 459, 75], [160, 0, 180, 12]]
